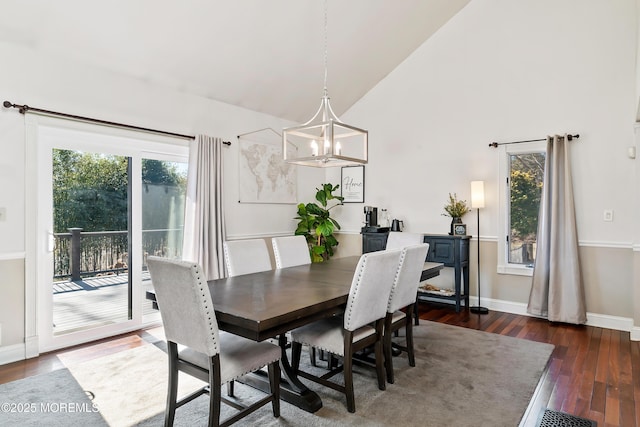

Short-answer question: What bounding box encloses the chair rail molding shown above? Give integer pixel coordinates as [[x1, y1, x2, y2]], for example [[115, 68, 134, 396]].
[[0, 252, 26, 261]]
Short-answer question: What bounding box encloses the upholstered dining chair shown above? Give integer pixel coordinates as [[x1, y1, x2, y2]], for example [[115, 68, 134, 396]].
[[385, 231, 424, 250], [272, 235, 311, 268], [147, 256, 281, 427], [272, 234, 318, 360], [223, 239, 272, 277], [289, 249, 403, 413], [384, 243, 430, 384]]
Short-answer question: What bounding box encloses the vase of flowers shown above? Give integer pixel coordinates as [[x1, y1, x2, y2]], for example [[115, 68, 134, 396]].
[[442, 193, 470, 235]]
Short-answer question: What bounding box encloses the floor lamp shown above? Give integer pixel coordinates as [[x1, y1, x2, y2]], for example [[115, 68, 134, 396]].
[[470, 181, 488, 314]]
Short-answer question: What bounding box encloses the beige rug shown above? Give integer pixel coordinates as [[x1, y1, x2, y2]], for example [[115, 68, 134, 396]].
[[65, 344, 205, 426], [53, 321, 554, 426], [0, 322, 553, 427]]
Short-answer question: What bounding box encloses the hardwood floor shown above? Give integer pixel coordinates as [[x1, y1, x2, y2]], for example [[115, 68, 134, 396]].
[[420, 303, 640, 427], [1, 302, 639, 427]]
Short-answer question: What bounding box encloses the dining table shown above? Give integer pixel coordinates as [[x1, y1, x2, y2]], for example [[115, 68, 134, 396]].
[[208, 255, 444, 412], [147, 255, 444, 412]]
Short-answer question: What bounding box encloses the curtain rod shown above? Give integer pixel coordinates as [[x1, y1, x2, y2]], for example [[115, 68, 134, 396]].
[[489, 133, 579, 148], [3, 100, 231, 145]]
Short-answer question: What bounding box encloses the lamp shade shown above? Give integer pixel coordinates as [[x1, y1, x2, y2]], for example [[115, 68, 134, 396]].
[[471, 181, 485, 209]]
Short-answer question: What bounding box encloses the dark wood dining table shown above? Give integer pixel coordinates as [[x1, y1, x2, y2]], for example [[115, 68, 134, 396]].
[[147, 255, 444, 412], [205, 255, 444, 412]]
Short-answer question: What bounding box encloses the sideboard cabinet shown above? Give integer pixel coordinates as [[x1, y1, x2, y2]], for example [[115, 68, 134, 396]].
[[420, 234, 470, 312], [361, 231, 470, 312], [361, 231, 389, 253]]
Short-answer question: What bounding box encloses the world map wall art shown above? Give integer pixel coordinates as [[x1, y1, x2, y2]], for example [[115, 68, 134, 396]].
[[237, 128, 298, 204]]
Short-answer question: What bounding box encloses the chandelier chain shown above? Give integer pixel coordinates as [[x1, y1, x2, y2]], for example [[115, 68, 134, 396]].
[[323, 0, 328, 95]]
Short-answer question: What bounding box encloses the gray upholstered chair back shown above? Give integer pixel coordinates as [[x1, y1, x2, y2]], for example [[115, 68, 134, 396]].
[[272, 235, 311, 269], [388, 243, 430, 313], [343, 249, 402, 332], [147, 256, 220, 357], [385, 231, 424, 250], [223, 239, 272, 277]]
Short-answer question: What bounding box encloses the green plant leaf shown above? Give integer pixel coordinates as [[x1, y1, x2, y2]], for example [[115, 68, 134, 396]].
[[306, 203, 325, 216], [312, 245, 326, 255], [315, 187, 328, 206], [316, 220, 334, 236], [292, 183, 343, 262], [324, 234, 338, 246]]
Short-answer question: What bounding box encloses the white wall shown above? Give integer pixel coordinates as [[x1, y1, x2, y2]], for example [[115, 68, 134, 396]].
[[0, 42, 323, 347], [330, 0, 638, 322], [335, 0, 637, 239], [1, 0, 638, 349]]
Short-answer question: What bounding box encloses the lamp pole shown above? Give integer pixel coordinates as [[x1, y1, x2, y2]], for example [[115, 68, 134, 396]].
[[470, 181, 488, 315]]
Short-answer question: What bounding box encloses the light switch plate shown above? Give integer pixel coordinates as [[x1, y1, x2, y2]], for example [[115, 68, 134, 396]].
[[603, 210, 613, 222], [0, 207, 6, 221]]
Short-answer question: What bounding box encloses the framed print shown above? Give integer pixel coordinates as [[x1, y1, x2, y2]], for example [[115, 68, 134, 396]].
[[237, 128, 297, 204], [453, 223, 467, 236], [341, 165, 364, 203]]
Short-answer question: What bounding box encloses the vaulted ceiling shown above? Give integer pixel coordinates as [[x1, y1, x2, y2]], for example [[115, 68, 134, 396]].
[[1, 0, 470, 122]]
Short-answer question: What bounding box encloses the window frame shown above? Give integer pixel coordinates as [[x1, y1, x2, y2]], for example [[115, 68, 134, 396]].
[[497, 141, 546, 276]]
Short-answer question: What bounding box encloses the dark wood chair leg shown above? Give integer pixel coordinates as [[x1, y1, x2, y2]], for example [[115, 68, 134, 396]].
[[374, 319, 386, 391], [383, 314, 395, 384], [165, 342, 179, 427], [208, 356, 222, 427], [329, 353, 342, 370], [268, 362, 281, 417], [343, 333, 356, 413], [406, 305, 416, 367], [226, 381, 234, 397], [309, 346, 317, 366]]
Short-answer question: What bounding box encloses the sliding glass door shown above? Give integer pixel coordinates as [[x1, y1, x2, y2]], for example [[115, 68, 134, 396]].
[[51, 149, 133, 336], [35, 122, 188, 352], [141, 158, 188, 323]]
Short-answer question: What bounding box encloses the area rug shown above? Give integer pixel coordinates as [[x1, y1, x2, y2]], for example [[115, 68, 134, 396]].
[[0, 321, 554, 427], [0, 366, 108, 426]]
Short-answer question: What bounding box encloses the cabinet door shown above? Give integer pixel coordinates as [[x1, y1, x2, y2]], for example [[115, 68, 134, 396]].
[[362, 233, 388, 253], [424, 238, 455, 266]]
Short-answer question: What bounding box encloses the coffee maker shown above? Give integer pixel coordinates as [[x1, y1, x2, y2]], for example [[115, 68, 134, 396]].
[[362, 206, 389, 233], [364, 206, 378, 228]]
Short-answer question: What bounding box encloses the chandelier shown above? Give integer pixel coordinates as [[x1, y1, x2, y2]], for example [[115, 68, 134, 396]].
[[282, 0, 368, 167]]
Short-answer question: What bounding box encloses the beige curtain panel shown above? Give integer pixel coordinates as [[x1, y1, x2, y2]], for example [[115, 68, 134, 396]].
[[527, 135, 586, 324], [182, 135, 226, 281]]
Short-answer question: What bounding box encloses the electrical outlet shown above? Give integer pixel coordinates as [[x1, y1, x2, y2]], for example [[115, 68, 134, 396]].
[[603, 210, 614, 222], [0, 207, 6, 222]]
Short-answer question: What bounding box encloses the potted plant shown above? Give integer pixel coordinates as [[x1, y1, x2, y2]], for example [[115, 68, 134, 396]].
[[442, 193, 470, 235], [294, 183, 344, 262]]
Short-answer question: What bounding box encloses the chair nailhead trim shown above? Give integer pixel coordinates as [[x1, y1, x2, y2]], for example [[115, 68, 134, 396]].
[[193, 264, 219, 354], [387, 249, 406, 311], [345, 255, 367, 328]]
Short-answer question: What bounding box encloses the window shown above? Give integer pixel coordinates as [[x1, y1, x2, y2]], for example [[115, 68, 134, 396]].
[[498, 142, 546, 275]]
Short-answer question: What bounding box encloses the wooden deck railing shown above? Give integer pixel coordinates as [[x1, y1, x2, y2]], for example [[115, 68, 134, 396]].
[[54, 228, 183, 280]]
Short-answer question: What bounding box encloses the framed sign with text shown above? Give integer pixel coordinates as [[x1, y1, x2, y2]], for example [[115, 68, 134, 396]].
[[341, 165, 365, 203]]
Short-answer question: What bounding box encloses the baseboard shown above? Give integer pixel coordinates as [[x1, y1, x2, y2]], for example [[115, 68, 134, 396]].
[[0, 343, 25, 365], [471, 296, 636, 337]]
